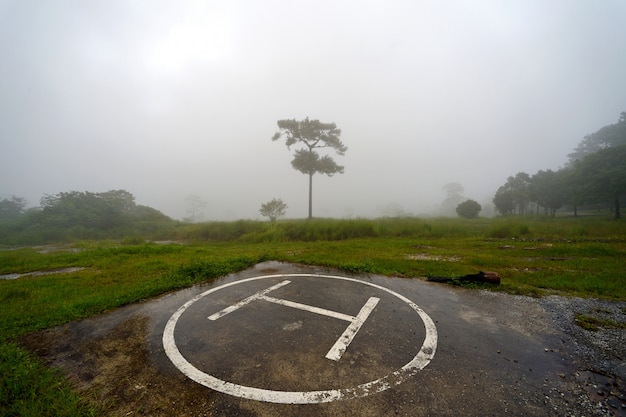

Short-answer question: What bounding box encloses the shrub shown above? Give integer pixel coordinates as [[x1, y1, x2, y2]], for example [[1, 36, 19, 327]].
[[259, 198, 288, 222], [456, 199, 482, 218]]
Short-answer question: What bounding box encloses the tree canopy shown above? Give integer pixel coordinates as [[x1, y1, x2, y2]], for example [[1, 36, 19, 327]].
[[0, 190, 174, 244], [567, 112, 626, 164], [272, 117, 347, 219], [493, 112, 626, 219], [0, 196, 26, 221], [575, 145, 626, 218], [492, 172, 531, 215]]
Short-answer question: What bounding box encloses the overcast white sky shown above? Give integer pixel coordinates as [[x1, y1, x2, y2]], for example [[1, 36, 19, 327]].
[[1, 0, 625, 220]]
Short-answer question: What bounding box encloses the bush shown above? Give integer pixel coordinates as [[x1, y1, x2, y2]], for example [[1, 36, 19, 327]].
[[259, 198, 288, 222], [456, 199, 482, 218]]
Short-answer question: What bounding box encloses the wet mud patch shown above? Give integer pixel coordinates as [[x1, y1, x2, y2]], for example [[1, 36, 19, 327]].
[[20, 315, 220, 416], [405, 253, 461, 262]]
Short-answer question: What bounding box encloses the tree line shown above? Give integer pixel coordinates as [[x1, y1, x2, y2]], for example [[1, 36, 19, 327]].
[[0, 190, 174, 244], [493, 112, 626, 219]]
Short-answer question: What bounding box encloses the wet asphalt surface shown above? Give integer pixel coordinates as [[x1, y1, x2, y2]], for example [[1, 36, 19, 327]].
[[23, 261, 606, 416]]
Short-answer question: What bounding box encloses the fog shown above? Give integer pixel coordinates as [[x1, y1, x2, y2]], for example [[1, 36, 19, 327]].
[[2, 0, 625, 220]]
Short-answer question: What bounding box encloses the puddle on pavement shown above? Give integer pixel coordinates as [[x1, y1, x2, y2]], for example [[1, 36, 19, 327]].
[[0, 267, 87, 280], [577, 370, 626, 416]]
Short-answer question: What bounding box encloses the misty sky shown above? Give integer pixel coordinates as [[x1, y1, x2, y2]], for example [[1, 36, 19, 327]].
[[1, 0, 625, 220]]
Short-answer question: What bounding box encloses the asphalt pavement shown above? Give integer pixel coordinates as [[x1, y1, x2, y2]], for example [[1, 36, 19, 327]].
[[23, 261, 598, 416]]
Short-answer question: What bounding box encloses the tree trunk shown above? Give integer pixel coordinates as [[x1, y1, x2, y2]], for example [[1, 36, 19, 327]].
[[615, 194, 621, 219], [308, 173, 313, 219]]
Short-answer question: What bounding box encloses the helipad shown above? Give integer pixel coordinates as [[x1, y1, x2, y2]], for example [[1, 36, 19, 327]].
[[20, 262, 591, 416], [163, 273, 438, 404]]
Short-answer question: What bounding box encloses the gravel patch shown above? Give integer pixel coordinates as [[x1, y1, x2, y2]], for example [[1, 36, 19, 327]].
[[539, 296, 626, 381], [539, 295, 626, 416], [474, 290, 626, 415]]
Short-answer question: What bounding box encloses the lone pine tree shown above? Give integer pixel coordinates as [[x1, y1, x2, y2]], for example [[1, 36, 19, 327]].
[[272, 117, 347, 219]]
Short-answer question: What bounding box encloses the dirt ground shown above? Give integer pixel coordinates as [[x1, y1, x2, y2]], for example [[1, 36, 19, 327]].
[[19, 262, 626, 416]]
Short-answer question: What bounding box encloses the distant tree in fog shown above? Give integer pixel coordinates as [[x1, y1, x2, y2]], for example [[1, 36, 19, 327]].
[[0, 196, 26, 221], [528, 170, 567, 217], [492, 186, 515, 215], [493, 172, 531, 215], [443, 182, 464, 196], [456, 199, 481, 218], [272, 117, 347, 219], [259, 198, 288, 222], [382, 202, 408, 218], [574, 145, 626, 219], [184, 194, 208, 223], [440, 182, 465, 216], [567, 112, 626, 164]]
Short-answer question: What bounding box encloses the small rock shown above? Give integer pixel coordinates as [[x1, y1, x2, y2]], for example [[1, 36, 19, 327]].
[[607, 397, 623, 409]]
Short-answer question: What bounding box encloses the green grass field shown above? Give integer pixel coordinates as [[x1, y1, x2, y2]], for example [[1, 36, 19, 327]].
[[1, 216, 625, 415]]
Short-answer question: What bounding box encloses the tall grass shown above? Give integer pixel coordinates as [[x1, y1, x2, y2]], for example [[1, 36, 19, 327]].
[[0, 343, 101, 416], [170, 216, 626, 242]]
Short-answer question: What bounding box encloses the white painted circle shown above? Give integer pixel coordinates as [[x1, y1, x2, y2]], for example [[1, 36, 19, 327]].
[[163, 274, 438, 404]]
